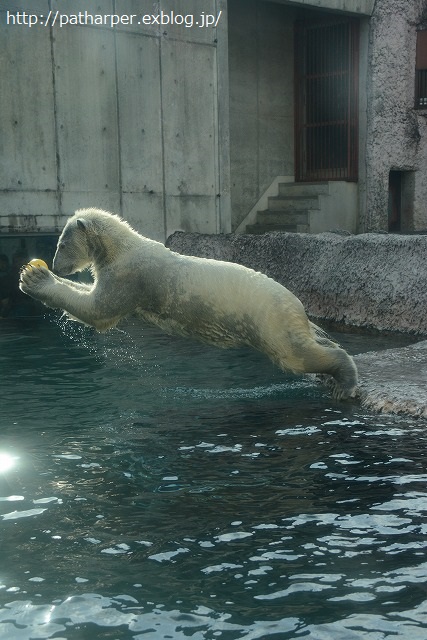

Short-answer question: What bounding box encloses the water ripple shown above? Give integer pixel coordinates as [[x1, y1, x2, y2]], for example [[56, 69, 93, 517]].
[[1, 321, 427, 638]]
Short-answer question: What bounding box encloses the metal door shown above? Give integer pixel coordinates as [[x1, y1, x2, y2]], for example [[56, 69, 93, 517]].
[[294, 18, 359, 182]]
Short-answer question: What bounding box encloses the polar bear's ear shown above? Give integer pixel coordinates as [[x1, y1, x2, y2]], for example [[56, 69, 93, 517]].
[[77, 219, 87, 232]]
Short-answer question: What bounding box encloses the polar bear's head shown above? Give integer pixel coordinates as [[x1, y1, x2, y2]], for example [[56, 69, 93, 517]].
[[53, 216, 92, 276], [53, 208, 138, 276]]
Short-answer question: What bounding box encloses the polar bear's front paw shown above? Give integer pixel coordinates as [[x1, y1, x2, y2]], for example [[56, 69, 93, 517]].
[[19, 264, 56, 299]]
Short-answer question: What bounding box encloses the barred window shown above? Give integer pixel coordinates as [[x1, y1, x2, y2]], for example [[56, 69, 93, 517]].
[[415, 29, 427, 108]]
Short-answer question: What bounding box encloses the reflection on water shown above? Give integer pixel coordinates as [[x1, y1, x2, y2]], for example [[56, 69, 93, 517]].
[[1, 316, 426, 639], [0, 453, 17, 473]]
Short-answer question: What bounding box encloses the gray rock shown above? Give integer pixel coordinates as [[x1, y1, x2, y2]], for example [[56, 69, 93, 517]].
[[355, 341, 427, 418]]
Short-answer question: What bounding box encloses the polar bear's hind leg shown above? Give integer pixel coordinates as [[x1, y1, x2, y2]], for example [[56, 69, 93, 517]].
[[303, 323, 358, 399]]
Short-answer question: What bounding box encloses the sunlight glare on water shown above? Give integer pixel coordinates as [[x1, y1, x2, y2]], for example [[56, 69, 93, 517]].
[[0, 452, 17, 473], [1, 316, 427, 639]]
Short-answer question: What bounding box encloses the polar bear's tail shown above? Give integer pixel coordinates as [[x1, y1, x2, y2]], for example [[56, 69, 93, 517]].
[[308, 321, 358, 400]]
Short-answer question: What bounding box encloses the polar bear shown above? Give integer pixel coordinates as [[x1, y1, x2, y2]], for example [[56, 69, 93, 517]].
[[20, 208, 357, 399]]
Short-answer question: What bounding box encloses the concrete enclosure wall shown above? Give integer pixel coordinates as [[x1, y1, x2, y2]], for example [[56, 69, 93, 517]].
[[228, 0, 296, 230], [227, 0, 371, 233], [0, 0, 231, 241], [3, 0, 427, 239]]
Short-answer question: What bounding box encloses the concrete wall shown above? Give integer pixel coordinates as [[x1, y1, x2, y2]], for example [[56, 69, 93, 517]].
[[275, 0, 374, 13], [4, 0, 426, 240], [0, 0, 231, 241], [227, 0, 373, 233], [228, 0, 296, 230], [363, 0, 427, 231], [311, 182, 359, 234]]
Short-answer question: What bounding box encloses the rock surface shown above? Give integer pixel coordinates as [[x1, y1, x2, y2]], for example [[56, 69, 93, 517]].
[[355, 341, 427, 418], [166, 231, 427, 417]]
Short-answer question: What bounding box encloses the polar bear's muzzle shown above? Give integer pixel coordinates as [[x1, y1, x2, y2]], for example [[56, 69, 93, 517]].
[[53, 254, 77, 277]]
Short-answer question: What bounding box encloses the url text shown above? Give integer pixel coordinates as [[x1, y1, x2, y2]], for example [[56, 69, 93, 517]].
[[6, 10, 222, 29]]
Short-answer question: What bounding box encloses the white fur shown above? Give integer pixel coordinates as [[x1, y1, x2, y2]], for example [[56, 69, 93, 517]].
[[20, 208, 358, 398]]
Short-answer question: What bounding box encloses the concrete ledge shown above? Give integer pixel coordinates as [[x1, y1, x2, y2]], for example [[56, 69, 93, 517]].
[[166, 231, 427, 417]]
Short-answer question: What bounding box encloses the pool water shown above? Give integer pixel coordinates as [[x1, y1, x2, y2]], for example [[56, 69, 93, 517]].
[[1, 316, 426, 639]]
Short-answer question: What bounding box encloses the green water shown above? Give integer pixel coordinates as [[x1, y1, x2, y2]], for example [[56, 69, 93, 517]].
[[1, 316, 426, 639]]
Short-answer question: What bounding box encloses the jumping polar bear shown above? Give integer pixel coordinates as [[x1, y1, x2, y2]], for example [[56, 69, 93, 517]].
[[20, 208, 358, 399]]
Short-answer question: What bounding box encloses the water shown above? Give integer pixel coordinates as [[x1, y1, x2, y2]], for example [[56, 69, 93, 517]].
[[1, 315, 426, 639]]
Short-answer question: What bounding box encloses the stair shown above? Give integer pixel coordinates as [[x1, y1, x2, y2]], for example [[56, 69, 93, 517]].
[[246, 182, 329, 234]]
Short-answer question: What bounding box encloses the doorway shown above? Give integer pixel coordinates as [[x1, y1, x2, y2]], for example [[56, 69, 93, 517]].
[[388, 170, 415, 232], [294, 18, 359, 182]]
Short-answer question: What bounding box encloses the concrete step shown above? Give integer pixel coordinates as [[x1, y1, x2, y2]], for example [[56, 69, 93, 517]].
[[245, 181, 331, 234], [267, 195, 320, 211], [278, 181, 329, 197], [256, 210, 309, 225]]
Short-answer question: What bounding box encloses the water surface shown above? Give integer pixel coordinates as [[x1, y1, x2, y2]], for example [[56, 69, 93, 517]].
[[1, 316, 426, 639]]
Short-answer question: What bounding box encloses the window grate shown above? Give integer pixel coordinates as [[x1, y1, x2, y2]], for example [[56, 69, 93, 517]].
[[294, 19, 359, 182], [415, 69, 427, 108], [415, 29, 427, 109]]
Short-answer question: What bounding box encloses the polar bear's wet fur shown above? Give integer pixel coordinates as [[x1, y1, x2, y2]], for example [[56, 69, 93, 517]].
[[20, 208, 358, 399]]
